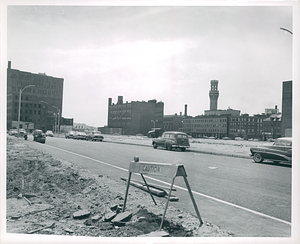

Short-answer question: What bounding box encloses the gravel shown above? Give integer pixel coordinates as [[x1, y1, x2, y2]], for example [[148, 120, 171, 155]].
[[6, 136, 234, 238]]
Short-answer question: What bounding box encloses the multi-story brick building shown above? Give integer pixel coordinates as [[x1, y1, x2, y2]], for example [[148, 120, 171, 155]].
[[7, 61, 64, 132], [183, 114, 230, 138], [107, 96, 164, 135], [281, 80, 292, 137], [182, 80, 280, 140], [228, 114, 269, 140]]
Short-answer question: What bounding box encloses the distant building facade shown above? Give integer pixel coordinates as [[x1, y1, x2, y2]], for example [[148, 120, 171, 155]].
[[182, 79, 280, 140], [7, 61, 64, 132], [281, 80, 292, 137], [183, 114, 230, 138], [163, 113, 184, 132], [107, 96, 164, 135]]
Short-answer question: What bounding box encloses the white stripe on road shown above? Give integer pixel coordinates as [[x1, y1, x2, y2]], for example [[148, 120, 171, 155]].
[[46, 144, 291, 226]]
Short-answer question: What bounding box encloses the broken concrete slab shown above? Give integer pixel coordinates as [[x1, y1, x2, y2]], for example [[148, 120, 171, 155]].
[[23, 193, 37, 198], [103, 212, 117, 222], [64, 228, 74, 233], [73, 209, 91, 219], [110, 203, 118, 211], [92, 214, 102, 222], [111, 211, 132, 223]]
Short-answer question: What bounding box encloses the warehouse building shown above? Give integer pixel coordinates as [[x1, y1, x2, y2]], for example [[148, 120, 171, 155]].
[[107, 96, 164, 135], [6, 61, 67, 132]]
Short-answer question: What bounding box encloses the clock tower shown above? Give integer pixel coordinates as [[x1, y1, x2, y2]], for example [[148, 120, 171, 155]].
[[209, 80, 219, 111]]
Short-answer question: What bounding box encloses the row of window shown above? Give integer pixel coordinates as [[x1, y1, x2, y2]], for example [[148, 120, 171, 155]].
[[15, 109, 41, 115], [110, 110, 132, 115], [191, 129, 226, 133]]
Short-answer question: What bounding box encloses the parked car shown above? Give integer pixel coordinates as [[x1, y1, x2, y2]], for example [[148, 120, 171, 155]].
[[86, 131, 104, 141], [45, 130, 54, 137], [235, 137, 244, 141], [250, 137, 292, 164], [32, 129, 46, 143], [222, 137, 231, 140], [19, 129, 27, 137], [74, 132, 87, 140], [65, 131, 76, 139], [152, 131, 190, 151], [8, 129, 18, 136]]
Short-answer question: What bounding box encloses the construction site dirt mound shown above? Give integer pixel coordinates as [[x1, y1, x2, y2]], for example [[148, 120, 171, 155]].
[[6, 137, 233, 238]]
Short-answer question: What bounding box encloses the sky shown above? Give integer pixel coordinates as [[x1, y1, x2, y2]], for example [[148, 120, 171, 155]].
[[5, 3, 294, 127]]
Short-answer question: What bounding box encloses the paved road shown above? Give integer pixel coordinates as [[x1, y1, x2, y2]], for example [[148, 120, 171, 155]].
[[25, 136, 292, 237]]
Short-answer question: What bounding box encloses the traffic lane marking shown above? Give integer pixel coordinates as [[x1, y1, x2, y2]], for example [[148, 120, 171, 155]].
[[45, 144, 291, 226]]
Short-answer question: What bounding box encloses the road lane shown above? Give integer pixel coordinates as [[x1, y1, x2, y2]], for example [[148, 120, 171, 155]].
[[25, 137, 292, 236]]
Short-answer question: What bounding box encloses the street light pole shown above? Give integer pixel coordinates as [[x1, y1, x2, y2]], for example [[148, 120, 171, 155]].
[[52, 106, 60, 135], [280, 27, 293, 35], [151, 120, 158, 130], [40, 101, 48, 131], [17, 85, 34, 137]]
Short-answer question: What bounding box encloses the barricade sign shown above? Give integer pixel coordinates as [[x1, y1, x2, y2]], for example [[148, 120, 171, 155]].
[[122, 156, 203, 230]]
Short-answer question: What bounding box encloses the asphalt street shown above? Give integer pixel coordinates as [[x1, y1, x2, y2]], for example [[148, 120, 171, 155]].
[[23, 136, 292, 237]]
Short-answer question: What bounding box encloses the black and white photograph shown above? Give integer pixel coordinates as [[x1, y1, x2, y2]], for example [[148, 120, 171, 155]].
[[1, 1, 299, 244]]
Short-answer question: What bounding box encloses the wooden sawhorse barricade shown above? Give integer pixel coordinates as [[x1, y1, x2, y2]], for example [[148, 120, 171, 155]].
[[122, 157, 203, 231]]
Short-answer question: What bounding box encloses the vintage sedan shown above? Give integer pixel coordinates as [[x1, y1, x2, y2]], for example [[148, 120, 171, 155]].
[[8, 129, 18, 136], [65, 131, 76, 139], [250, 137, 292, 164], [32, 129, 46, 143], [152, 131, 190, 151], [86, 132, 104, 141], [45, 130, 54, 137], [74, 131, 87, 140]]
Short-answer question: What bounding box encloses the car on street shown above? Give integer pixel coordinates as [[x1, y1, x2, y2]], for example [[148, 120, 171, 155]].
[[74, 131, 87, 140], [152, 131, 190, 151], [86, 131, 104, 141], [45, 130, 54, 137], [250, 137, 292, 164], [19, 129, 27, 137], [8, 129, 18, 136], [32, 129, 46, 143], [65, 131, 76, 139]]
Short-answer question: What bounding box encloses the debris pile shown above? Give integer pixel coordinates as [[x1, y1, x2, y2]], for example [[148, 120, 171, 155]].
[[6, 137, 233, 237]]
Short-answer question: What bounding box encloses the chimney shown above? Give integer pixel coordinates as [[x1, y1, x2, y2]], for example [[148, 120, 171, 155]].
[[117, 96, 123, 104], [184, 104, 187, 117], [8, 61, 11, 69]]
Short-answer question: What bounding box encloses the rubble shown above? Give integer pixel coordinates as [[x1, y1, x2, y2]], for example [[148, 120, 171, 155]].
[[6, 136, 234, 237]]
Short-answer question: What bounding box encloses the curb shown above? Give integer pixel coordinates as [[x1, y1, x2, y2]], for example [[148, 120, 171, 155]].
[[103, 140, 251, 159]]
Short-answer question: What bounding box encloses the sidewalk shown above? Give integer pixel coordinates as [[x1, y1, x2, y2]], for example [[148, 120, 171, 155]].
[[101, 135, 270, 159]]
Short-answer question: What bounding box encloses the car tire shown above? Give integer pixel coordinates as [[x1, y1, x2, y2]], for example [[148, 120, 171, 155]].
[[181, 148, 186, 152], [253, 153, 263, 163], [166, 145, 172, 151], [153, 143, 157, 149]]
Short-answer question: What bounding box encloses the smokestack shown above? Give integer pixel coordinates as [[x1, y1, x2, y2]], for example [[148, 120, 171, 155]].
[[184, 104, 187, 117], [117, 96, 123, 104]]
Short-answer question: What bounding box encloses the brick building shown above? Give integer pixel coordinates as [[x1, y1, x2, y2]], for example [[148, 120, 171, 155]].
[[183, 114, 230, 138], [7, 61, 64, 132], [107, 96, 164, 135], [281, 80, 292, 137]]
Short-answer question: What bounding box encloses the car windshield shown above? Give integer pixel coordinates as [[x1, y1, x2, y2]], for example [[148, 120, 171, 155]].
[[177, 134, 188, 139]]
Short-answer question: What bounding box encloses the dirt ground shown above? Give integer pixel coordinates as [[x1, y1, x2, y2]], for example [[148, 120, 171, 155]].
[[6, 136, 234, 238]]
